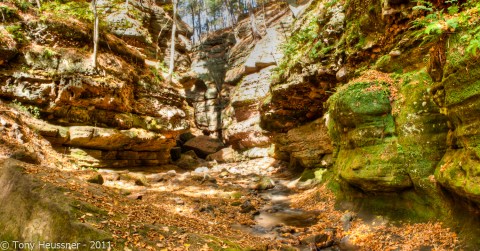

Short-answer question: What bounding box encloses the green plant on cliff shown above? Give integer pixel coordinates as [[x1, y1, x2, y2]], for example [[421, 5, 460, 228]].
[[11, 99, 41, 119], [411, 0, 475, 44], [466, 31, 480, 56], [0, 6, 18, 20], [5, 24, 26, 44], [13, 0, 32, 12], [41, 47, 57, 59], [151, 67, 164, 83], [41, 0, 93, 22], [273, 16, 320, 80]]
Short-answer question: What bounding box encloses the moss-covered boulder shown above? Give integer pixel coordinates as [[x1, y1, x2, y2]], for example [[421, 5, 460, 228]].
[[327, 70, 448, 192]]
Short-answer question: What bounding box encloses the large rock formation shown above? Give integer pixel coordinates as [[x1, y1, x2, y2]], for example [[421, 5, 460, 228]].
[[188, 2, 293, 159], [327, 72, 448, 192], [260, 1, 344, 133], [187, 31, 236, 136], [431, 33, 480, 204], [274, 118, 334, 170], [0, 0, 191, 168], [100, 0, 193, 71], [221, 3, 292, 155]]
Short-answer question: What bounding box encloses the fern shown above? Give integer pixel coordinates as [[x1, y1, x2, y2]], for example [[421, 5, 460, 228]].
[[466, 36, 480, 56], [425, 23, 443, 35]]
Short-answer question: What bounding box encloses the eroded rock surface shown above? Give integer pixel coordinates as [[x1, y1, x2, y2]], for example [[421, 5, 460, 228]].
[[0, 0, 191, 168], [432, 52, 480, 204]]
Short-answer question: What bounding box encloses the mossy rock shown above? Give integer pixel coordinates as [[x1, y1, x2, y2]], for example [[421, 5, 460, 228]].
[[432, 54, 480, 205], [327, 70, 448, 193], [254, 176, 275, 191]]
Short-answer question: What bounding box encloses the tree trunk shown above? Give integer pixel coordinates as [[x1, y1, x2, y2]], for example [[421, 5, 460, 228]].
[[262, 0, 267, 32], [168, 0, 178, 82], [248, 0, 261, 40], [190, 5, 195, 44], [196, 9, 201, 41], [92, 0, 99, 69]]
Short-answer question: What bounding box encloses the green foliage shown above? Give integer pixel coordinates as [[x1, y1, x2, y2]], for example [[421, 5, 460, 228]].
[[11, 99, 41, 119], [272, 16, 320, 80], [441, 5, 480, 69], [283, 17, 319, 57], [42, 48, 57, 59], [13, 0, 32, 12], [5, 24, 26, 44], [465, 25, 480, 56], [411, 0, 470, 44], [447, 5, 459, 15], [412, 1, 433, 12], [466, 36, 480, 56], [325, 0, 338, 8], [0, 6, 18, 20], [150, 63, 171, 84], [309, 41, 333, 59], [41, 0, 93, 22], [158, 61, 169, 73]]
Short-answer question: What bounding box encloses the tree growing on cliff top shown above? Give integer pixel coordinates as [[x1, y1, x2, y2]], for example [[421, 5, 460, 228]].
[[168, 0, 179, 82], [92, 0, 99, 69]]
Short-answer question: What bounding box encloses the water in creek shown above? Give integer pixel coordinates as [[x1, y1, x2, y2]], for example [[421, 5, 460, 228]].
[[232, 179, 320, 248], [234, 177, 480, 250]]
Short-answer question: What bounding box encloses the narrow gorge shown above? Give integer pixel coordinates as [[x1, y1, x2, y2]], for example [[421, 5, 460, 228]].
[[1, 0, 480, 250]]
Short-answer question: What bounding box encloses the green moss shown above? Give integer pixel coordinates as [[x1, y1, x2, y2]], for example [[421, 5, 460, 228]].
[[329, 81, 391, 120], [299, 169, 315, 181], [230, 191, 242, 199], [376, 53, 415, 74], [314, 168, 328, 182]]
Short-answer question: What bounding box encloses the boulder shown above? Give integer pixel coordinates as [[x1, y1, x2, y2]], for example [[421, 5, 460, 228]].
[[254, 176, 275, 191], [86, 173, 104, 185], [432, 56, 480, 205], [183, 136, 224, 158], [327, 72, 448, 192], [170, 147, 182, 161], [174, 152, 207, 170], [274, 118, 333, 169], [0, 159, 110, 242], [242, 147, 270, 159], [206, 146, 241, 163]]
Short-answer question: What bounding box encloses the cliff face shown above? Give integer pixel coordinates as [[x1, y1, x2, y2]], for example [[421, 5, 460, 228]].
[[276, 0, 480, 213], [189, 2, 293, 158], [0, 0, 191, 168], [2, 0, 480, 227], [432, 30, 480, 205], [187, 0, 480, 215], [222, 5, 292, 157]]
